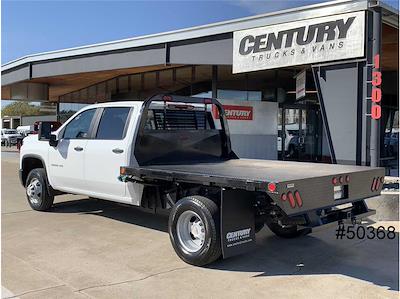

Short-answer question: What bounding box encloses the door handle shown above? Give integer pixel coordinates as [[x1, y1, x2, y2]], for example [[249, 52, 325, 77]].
[[112, 148, 124, 154], [74, 146, 83, 152]]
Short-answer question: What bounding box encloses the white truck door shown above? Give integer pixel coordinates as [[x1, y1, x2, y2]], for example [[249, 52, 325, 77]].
[[48, 108, 96, 192], [84, 107, 132, 202]]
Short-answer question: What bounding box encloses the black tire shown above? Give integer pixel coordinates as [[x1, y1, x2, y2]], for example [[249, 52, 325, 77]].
[[168, 195, 221, 266], [266, 221, 305, 239], [25, 168, 54, 211]]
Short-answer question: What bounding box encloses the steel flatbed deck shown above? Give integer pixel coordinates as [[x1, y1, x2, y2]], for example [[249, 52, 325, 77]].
[[123, 158, 381, 191]]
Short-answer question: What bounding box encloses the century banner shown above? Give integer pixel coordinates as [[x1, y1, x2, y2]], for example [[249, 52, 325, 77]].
[[233, 11, 365, 73]]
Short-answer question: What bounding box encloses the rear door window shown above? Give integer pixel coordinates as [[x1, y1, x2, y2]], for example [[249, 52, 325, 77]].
[[96, 107, 131, 140]]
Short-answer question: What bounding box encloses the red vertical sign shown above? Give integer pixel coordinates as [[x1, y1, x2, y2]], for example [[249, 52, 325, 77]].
[[371, 54, 382, 120]]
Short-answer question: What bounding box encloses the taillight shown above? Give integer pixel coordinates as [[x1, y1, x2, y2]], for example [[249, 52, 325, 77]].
[[268, 182, 277, 192], [287, 192, 296, 208], [371, 177, 383, 191], [375, 178, 381, 191], [333, 176, 350, 185], [281, 193, 287, 201], [374, 177, 380, 191], [294, 191, 303, 207], [371, 178, 376, 191]]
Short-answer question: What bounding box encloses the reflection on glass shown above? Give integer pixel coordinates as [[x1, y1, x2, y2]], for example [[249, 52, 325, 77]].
[[217, 90, 261, 101], [59, 103, 89, 123]]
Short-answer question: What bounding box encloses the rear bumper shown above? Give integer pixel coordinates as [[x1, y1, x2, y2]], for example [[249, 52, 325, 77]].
[[282, 200, 376, 229], [311, 208, 375, 230]]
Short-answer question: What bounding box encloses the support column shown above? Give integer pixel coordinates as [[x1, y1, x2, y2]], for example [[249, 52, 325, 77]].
[[212, 65, 218, 98], [369, 8, 382, 167]]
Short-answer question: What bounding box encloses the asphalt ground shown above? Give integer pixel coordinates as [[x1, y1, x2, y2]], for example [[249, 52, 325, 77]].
[[1, 152, 399, 298]]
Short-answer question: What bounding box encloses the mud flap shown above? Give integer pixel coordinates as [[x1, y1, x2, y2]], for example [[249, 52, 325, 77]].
[[220, 189, 256, 258]]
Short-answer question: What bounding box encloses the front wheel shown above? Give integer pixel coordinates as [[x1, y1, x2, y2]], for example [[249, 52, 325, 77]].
[[168, 196, 221, 266], [26, 168, 54, 211]]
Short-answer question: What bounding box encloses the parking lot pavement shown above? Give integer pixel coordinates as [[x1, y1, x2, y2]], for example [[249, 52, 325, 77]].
[[2, 157, 399, 299]]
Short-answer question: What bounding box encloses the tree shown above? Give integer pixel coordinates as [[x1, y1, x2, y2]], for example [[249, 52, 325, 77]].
[[1, 102, 42, 117]]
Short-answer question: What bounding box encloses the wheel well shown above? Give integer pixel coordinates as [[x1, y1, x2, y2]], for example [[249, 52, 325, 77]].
[[22, 157, 44, 186]]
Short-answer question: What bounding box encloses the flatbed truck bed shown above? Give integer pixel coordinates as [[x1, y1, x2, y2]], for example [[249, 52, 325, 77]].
[[124, 158, 379, 186], [122, 158, 383, 216]]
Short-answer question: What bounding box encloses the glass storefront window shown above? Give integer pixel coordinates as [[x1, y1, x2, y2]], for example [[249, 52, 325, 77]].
[[217, 90, 261, 101], [381, 109, 399, 176]]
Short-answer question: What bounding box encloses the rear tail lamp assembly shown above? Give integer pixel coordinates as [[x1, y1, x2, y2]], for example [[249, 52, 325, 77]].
[[281, 190, 303, 208], [294, 191, 303, 207], [371, 177, 384, 191], [332, 175, 350, 185], [287, 192, 296, 208]]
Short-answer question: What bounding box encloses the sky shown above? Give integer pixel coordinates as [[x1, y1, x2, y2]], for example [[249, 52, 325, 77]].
[[3, 0, 398, 65]]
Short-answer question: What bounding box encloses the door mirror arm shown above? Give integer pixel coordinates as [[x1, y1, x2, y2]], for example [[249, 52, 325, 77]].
[[49, 134, 58, 147]]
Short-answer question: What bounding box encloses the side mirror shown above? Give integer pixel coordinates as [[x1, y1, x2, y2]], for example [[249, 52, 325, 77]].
[[38, 121, 62, 141], [49, 134, 58, 147]]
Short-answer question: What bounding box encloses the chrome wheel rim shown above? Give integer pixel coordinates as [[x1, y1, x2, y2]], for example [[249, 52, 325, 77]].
[[27, 178, 42, 204], [176, 211, 205, 253]]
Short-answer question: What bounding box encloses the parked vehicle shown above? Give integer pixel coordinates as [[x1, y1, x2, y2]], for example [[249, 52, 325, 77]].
[[384, 130, 399, 157], [16, 125, 34, 136], [1, 129, 22, 146], [19, 95, 384, 266]]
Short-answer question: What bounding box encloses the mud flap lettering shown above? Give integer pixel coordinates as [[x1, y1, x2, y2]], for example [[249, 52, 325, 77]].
[[220, 189, 256, 258]]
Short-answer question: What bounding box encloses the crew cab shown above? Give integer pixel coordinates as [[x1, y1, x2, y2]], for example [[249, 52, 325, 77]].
[[20, 95, 384, 266]]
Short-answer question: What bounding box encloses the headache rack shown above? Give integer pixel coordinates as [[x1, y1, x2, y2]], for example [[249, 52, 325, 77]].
[[150, 109, 214, 130]]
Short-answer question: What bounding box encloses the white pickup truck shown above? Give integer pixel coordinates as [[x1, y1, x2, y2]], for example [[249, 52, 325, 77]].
[[20, 95, 384, 266]]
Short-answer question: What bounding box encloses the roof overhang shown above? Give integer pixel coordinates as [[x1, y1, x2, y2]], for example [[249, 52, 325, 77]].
[[2, 0, 374, 73], [1, 0, 398, 102]]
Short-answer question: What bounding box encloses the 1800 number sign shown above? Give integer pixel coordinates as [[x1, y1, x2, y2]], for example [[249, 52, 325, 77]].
[[371, 54, 382, 119]]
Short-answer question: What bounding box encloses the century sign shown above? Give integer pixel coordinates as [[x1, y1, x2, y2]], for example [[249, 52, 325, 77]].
[[213, 105, 253, 120], [233, 11, 365, 73]]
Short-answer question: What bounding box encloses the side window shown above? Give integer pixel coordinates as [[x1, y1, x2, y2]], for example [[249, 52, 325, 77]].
[[63, 109, 96, 139], [96, 107, 131, 140]]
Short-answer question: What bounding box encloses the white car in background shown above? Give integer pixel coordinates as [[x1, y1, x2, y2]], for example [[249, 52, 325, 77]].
[[1, 129, 22, 145], [16, 125, 34, 136]]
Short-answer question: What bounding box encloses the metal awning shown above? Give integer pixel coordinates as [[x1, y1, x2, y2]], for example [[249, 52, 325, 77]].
[[1, 0, 398, 102]]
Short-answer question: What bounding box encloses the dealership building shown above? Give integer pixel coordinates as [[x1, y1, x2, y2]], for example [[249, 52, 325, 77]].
[[1, 0, 398, 174]]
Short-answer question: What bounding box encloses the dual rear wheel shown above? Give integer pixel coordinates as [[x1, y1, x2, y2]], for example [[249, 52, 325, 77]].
[[168, 196, 222, 266], [168, 196, 306, 266]]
